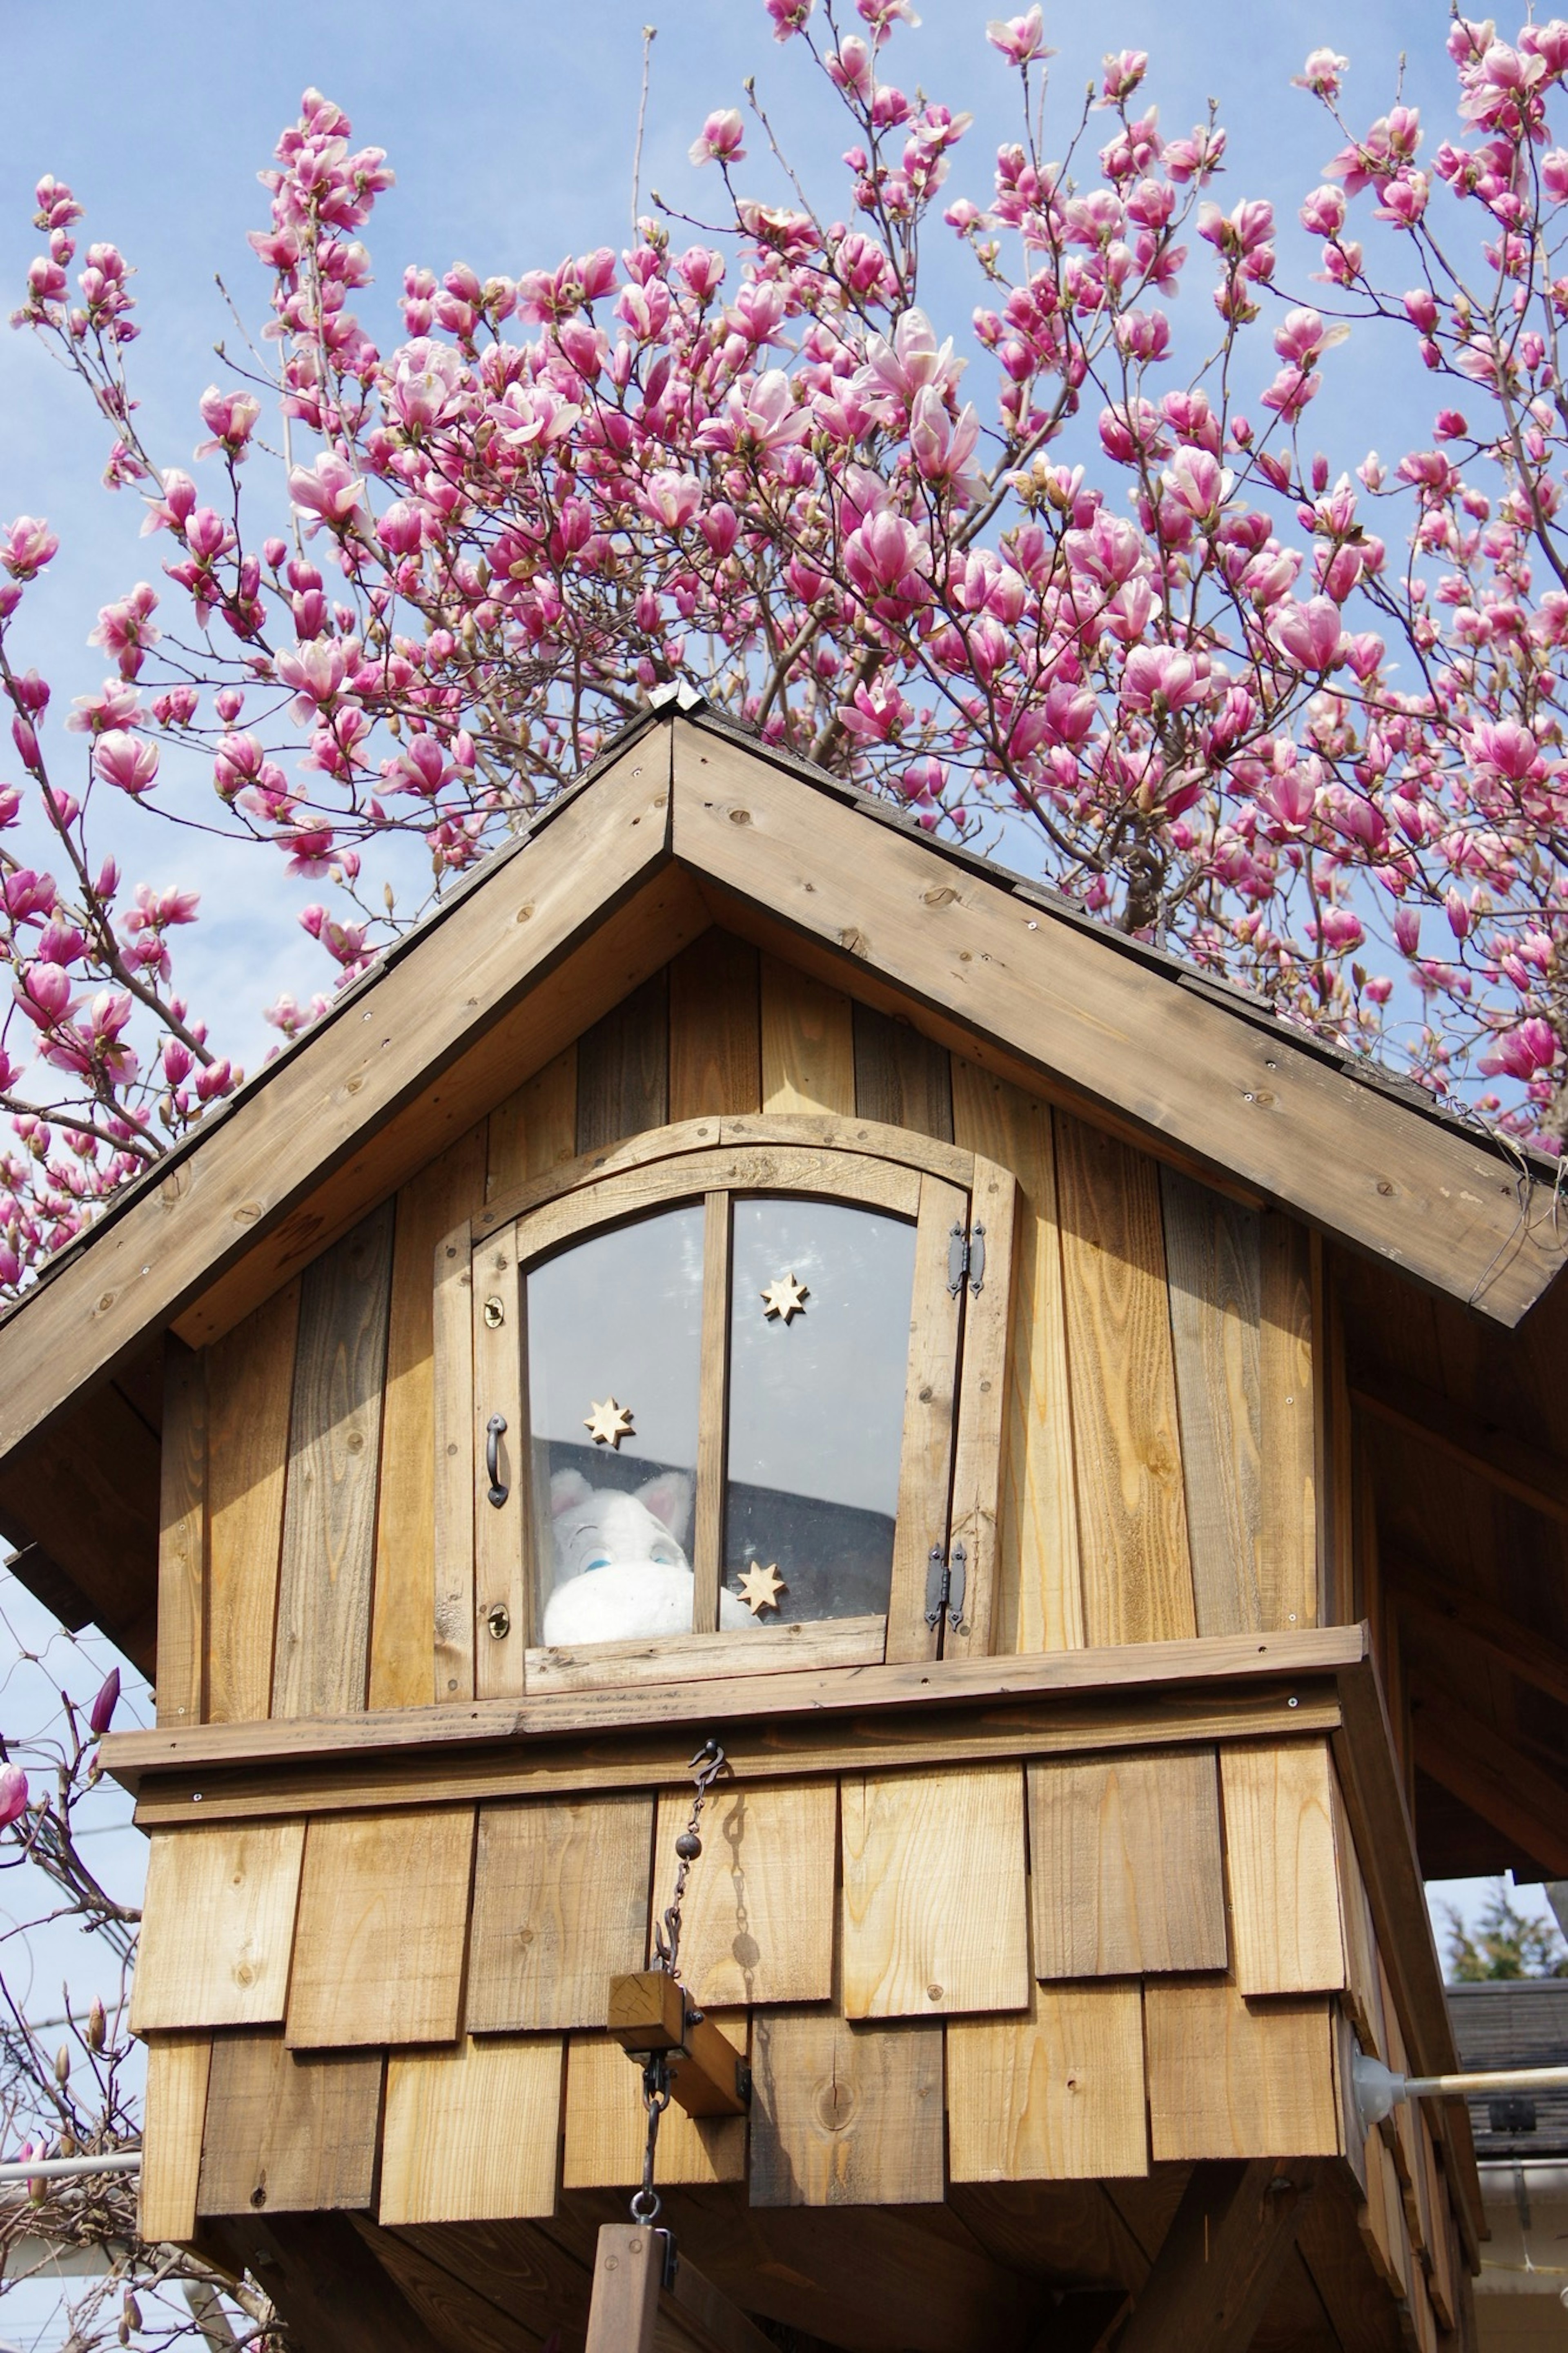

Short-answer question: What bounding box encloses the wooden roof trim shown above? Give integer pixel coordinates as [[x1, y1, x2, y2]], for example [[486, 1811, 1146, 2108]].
[[0, 735, 674, 1459], [670, 720, 1563, 1327]]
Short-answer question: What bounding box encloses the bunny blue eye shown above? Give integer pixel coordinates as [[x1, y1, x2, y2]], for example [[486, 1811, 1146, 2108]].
[[583, 1553, 612, 1574]]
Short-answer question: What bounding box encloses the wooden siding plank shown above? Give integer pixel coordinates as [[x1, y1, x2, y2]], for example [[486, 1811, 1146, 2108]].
[[949, 1066, 1082, 1654], [650, 1779, 834, 2007], [1161, 1172, 1264, 1637], [563, 2020, 747, 2188], [759, 955, 854, 1115], [668, 932, 761, 1120], [131, 1822, 305, 2032], [381, 2037, 563, 2224], [198, 2032, 383, 2215], [1259, 1213, 1318, 1630], [371, 1127, 489, 1712], [524, 1614, 884, 1695], [1221, 1741, 1347, 1996], [886, 1175, 965, 1664], [156, 1340, 207, 1729], [140, 2033, 211, 2243], [472, 1224, 524, 1698], [206, 1283, 298, 1723], [852, 1003, 953, 1140], [287, 1806, 476, 2048], [1144, 1981, 1340, 2161], [1027, 1750, 1227, 1978], [750, 2012, 944, 2207], [272, 1204, 395, 1719], [945, 1155, 1018, 1659], [840, 1764, 1028, 2018], [946, 1981, 1148, 2182], [467, 1795, 654, 2033], [575, 971, 669, 1153], [432, 1222, 476, 1703], [1332, 1777, 1386, 2060], [486, 1044, 578, 1202], [1056, 1117, 1197, 1647]]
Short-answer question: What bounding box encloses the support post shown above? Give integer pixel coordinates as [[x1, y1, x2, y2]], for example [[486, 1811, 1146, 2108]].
[[586, 2225, 660, 2353], [1115, 2159, 1316, 2353]]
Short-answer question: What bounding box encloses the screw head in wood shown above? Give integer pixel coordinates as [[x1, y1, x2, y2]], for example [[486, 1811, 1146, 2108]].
[[486, 1604, 511, 1640], [483, 1295, 505, 1328]]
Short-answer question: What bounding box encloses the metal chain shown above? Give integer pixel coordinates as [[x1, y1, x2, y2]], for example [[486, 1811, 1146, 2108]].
[[650, 1737, 727, 1985], [629, 1736, 728, 2230]]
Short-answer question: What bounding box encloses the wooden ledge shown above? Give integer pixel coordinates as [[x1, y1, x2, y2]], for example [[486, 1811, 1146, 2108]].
[[109, 1625, 1365, 1799]]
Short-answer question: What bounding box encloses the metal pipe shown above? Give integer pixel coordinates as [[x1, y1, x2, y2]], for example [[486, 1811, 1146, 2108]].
[[0, 2153, 139, 2183]]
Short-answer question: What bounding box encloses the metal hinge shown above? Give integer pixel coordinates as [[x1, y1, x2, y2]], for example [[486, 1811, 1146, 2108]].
[[925, 1540, 967, 1631], [946, 1220, 987, 1298]]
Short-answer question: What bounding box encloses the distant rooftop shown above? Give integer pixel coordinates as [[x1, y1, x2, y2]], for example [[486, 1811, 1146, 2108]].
[[1448, 1980, 1568, 2159]]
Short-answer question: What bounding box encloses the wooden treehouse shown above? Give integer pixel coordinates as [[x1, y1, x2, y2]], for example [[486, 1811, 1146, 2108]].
[[2, 702, 1567, 2353]]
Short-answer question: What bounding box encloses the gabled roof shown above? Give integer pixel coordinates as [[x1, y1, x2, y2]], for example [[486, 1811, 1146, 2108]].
[[0, 703, 1563, 1479]]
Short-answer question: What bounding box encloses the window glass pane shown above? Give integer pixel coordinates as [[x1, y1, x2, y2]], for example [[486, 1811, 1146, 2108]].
[[725, 1196, 916, 1624], [526, 1204, 703, 1645]]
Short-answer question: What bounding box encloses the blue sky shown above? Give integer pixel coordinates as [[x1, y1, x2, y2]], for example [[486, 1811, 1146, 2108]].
[[0, 0, 1480, 1078]]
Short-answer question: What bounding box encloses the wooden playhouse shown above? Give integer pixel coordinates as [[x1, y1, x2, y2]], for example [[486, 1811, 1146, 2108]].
[[2, 702, 1567, 2352]]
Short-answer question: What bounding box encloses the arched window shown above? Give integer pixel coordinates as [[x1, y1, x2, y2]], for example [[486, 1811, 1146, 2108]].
[[436, 1116, 1015, 1694]]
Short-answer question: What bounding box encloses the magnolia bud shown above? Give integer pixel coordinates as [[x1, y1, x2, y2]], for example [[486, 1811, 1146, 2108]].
[[86, 1999, 106, 2052], [54, 2042, 69, 2085], [123, 2289, 143, 2334]]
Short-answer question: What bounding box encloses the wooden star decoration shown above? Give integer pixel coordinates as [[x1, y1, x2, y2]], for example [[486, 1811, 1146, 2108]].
[[760, 1270, 809, 1323], [734, 1561, 787, 1617], [583, 1396, 635, 1449]]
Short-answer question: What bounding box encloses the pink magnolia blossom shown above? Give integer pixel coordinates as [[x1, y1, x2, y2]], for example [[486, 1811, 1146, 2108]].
[[986, 9, 1049, 67], [288, 451, 366, 529], [92, 729, 160, 795], [0, 1764, 28, 1829], [688, 110, 746, 168], [1272, 596, 1347, 670]]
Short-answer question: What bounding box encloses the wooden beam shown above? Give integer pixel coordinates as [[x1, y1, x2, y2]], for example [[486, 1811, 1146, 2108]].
[[105, 1622, 1364, 1792], [1410, 1684, 1568, 1876], [1388, 1557, 1568, 1711], [0, 733, 677, 1461], [1351, 1369, 1568, 1527], [1114, 2159, 1316, 2353], [586, 2226, 660, 2353], [670, 719, 1560, 1326]]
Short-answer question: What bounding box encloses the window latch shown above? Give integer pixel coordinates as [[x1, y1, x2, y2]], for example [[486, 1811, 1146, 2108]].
[[924, 1539, 967, 1631], [946, 1220, 987, 1298]]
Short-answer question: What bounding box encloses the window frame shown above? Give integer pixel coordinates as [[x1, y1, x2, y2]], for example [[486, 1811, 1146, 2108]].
[[435, 1113, 1015, 1699]]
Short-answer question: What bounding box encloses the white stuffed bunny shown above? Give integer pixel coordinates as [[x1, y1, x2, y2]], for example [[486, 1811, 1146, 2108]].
[[542, 1467, 751, 1646]]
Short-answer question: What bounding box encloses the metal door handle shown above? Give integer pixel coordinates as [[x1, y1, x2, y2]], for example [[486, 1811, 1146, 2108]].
[[486, 1413, 508, 1507]]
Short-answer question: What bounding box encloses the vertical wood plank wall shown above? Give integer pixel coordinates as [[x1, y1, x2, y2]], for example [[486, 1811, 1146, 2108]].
[[163, 933, 1328, 1721]]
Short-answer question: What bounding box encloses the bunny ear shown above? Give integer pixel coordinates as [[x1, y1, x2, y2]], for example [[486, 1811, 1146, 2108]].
[[636, 1470, 694, 1543], [550, 1468, 592, 1517]]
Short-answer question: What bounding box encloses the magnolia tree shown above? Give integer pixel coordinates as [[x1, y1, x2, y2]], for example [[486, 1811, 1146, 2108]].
[[2, 0, 1568, 2317]]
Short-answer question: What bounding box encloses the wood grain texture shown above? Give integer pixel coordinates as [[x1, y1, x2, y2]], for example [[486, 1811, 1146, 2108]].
[[472, 1225, 524, 1696], [852, 1002, 953, 1140], [885, 1175, 965, 1664], [946, 1981, 1148, 2181], [381, 2037, 563, 2224], [1221, 1740, 1346, 1996], [286, 1805, 476, 2047], [668, 932, 761, 1121], [467, 1794, 653, 2032], [949, 1064, 1082, 1654], [486, 1044, 578, 1202], [272, 1204, 395, 1719], [563, 2020, 747, 2188], [156, 1340, 207, 1729], [1332, 1779, 1385, 2060], [945, 1154, 1018, 1659], [840, 1763, 1029, 2018], [650, 1778, 834, 2007], [1027, 1749, 1227, 1978], [140, 2032, 211, 2242], [1161, 1172, 1264, 1637], [1056, 1117, 1197, 1648], [1113, 2157, 1317, 2353], [575, 970, 669, 1153], [371, 1127, 488, 1712], [206, 1282, 299, 1722], [749, 2011, 944, 2206], [1259, 1213, 1318, 1630], [132, 1821, 305, 2031], [1144, 1980, 1340, 2160], [432, 1225, 476, 1703], [671, 719, 1554, 1327], [523, 1614, 885, 1695], [759, 955, 854, 1114], [198, 2032, 383, 2214], [586, 2223, 659, 2353]]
